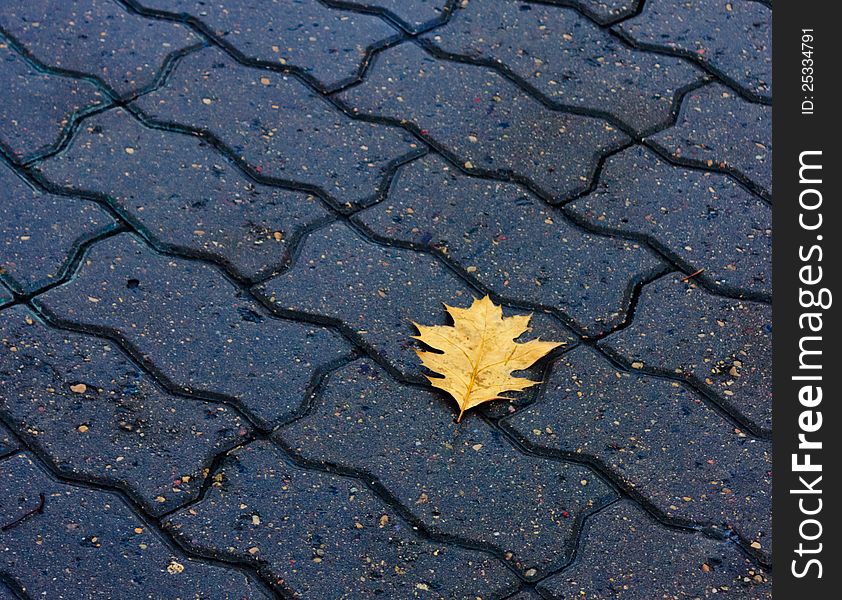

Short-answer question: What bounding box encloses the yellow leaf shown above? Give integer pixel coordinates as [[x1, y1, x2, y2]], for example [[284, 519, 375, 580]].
[[412, 296, 563, 422]]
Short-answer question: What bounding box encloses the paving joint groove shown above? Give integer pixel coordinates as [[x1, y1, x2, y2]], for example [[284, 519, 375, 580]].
[[0, 442, 281, 599], [609, 24, 772, 106], [117, 0, 408, 95], [491, 413, 771, 567], [641, 138, 772, 205], [0, 574, 30, 600], [118, 100, 428, 214], [3, 39, 211, 167], [319, 0, 459, 35], [413, 35, 710, 140], [351, 209, 674, 339], [559, 203, 772, 304]]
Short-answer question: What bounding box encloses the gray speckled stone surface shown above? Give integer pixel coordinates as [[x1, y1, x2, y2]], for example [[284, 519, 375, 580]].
[[133, 46, 420, 207], [35, 234, 351, 428], [279, 359, 615, 577], [426, 0, 703, 135], [258, 221, 574, 380], [0, 304, 251, 515], [340, 42, 629, 202], [0, 0, 200, 97], [617, 0, 771, 101], [567, 145, 771, 297], [164, 439, 520, 598], [0, 161, 117, 295], [37, 108, 331, 282], [136, 0, 400, 90], [537, 501, 771, 599], [504, 345, 771, 558], [356, 154, 666, 334], [646, 84, 772, 197], [599, 274, 771, 432], [0, 43, 107, 162], [0, 452, 271, 599]]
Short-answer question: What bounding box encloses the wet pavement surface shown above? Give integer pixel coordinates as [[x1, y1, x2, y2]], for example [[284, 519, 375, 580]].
[[0, 1, 771, 598]]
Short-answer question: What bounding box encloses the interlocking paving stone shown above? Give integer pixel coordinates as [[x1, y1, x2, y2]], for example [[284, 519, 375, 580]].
[[646, 84, 771, 197], [599, 274, 771, 432], [258, 221, 576, 380], [616, 0, 772, 100], [425, 0, 702, 135], [35, 234, 351, 429], [279, 359, 615, 576], [133, 46, 419, 208], [536, 501, 771, 599], [0, 0, 200, 97], [0, 161, 117, 295], [339, 42, 629, 202], [37, 108, 331, 282], [356, 154, 665, 334], [0, 452, 270, 599], [0, 43, 107, 162], [567, 146, 771, 297], [0, 422, 19, 457], [0, 304, 251, 515], [164, 440, 520, 598], [330, 0, 449, 33], [504, 345, 771, 554], [137, 0, 399, 90]]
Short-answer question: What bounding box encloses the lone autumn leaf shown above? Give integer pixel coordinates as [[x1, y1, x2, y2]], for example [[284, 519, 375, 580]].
[[413, 296, 563, 422]]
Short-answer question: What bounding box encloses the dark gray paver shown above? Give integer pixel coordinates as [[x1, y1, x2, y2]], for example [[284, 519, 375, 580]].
[[279, 359, 615, 577], [0, 304, 251, 515], [0, 43, 107, 162], [568, 145, 771, 297], [504, 345, 771, 555], [137, 0, 399, 90], [0, 452, 270, 599], [0, 161, 117, 295], [0, 0, 200, 97], [258, 221, 575, 380], [339, 42, 629, 202], [37, 108, 331, 282], [35, 234, 351, 429], [646, 84, 771, 197], [616, 0, 771, 100], [425, 0, 702, 135], [133, 46, 419, 208], [328, 0, 448, 33], [165, 440, 520, 598], [537, 501, 771, 599], [599, 274, 771, 432], [356, 154, 665, 335]]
